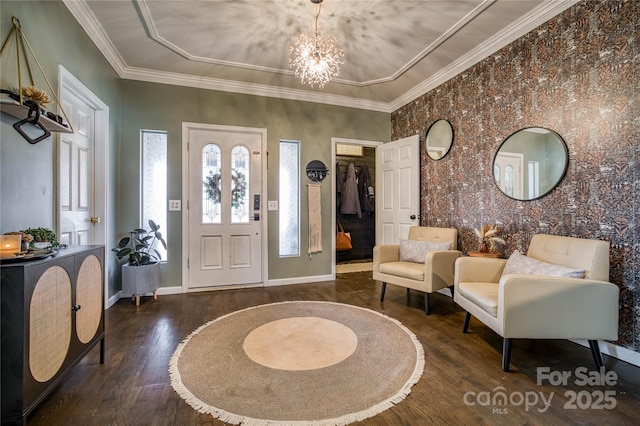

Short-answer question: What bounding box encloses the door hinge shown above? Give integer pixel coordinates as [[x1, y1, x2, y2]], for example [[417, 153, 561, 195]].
[[187, 258, 189, 268]]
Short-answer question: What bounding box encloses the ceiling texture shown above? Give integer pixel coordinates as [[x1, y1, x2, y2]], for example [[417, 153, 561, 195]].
[[64, 0, 578, 112]]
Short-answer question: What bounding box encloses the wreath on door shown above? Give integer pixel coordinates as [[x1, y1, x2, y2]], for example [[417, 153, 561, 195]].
[[204, 169, 247, 208]]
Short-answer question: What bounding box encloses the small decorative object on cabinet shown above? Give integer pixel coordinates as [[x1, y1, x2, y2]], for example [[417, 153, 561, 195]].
[[1, 245, 105, 425]]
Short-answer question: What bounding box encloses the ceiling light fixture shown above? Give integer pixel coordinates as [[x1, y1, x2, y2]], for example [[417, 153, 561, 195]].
[[289, 0, 344, 88]]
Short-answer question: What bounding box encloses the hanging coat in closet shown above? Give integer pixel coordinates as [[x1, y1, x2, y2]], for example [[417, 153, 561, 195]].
[[340, 163, 362, 218], [359, 164, 374, 212]]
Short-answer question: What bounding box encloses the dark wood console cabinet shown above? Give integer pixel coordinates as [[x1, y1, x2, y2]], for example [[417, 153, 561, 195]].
[[1, 245, 105, 425]]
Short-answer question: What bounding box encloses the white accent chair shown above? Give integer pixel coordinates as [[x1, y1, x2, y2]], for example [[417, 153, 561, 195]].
[[373, 226, 461, 315], [454, 234, 619, 371]]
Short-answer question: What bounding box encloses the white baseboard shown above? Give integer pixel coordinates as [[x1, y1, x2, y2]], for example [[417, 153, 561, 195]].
[[265, 274, 334, 287], [106, 291, 121, 309], [157, 286, 184, 295], [571, 339, 640, 368], [186, 283, 263, 293]]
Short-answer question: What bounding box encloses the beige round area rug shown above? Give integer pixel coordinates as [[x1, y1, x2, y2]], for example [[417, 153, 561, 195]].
[[169, 301, 424, 425]]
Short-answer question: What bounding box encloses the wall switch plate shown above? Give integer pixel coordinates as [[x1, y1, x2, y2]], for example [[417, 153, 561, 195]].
[[169, 200, 182, 211], [267, 200, 278, 211]]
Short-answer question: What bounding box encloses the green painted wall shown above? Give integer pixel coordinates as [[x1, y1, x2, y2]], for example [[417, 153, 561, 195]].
[[0, 1, 121, 297], [120, 80, 390, 284]]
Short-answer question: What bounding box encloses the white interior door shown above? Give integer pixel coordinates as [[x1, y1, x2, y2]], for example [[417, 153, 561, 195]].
[[57, 66, 109, 307], [376, 134, 420, 244], [494, 152, 524, 199], [58, 90, 95, 246], [186, 124, 264, 289]]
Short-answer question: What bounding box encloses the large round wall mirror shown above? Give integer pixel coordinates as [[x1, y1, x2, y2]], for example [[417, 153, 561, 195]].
[[493, 127, 568, 201], [425, 119, 454, 160]]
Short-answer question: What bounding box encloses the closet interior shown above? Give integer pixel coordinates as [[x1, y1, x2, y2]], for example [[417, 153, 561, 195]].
[[335, 146, 376, 264]]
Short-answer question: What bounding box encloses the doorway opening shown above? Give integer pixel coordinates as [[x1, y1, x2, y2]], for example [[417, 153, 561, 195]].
[[331, 138, 381, 275]]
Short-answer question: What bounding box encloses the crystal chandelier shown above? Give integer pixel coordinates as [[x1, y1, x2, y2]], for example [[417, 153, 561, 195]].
[[289, 0, 344, 88]]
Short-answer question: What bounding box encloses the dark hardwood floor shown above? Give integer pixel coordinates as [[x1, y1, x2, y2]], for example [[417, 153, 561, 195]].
[[28, 272, 640, 425]]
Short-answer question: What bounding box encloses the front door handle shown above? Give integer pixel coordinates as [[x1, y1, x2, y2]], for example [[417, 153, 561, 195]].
[[410, 215, 416, 220], [90, 216, 101, 224]]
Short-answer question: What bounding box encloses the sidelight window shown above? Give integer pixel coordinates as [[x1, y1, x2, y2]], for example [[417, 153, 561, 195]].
[[141, 130, 168, 261], [279, 140, 300, 257]]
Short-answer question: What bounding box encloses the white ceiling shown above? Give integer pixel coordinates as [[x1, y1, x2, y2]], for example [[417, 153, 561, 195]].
[[64, 0, 577, 112]]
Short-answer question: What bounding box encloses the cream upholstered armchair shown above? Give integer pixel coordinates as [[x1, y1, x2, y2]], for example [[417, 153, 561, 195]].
[[373, 226, 461, 315], [454, 234, 619, 372]]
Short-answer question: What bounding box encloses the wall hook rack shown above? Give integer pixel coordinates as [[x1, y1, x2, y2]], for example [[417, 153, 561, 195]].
[[306, 160, 329, 182]]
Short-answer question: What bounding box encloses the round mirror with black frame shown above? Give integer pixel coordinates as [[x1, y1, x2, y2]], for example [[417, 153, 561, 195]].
[[425, 119, 454, 160], [492, 127, 568, 201]]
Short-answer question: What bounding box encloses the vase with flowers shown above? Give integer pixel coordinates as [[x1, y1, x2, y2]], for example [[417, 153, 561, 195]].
[[474, 224, 505, 254]]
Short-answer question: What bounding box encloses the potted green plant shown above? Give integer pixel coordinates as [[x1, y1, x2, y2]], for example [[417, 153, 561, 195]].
[[113, 219, 167, 305], [19, 227, 60, 250]]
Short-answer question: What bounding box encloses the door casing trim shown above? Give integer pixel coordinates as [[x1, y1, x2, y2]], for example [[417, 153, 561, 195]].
[[331, 137, 383, 279]]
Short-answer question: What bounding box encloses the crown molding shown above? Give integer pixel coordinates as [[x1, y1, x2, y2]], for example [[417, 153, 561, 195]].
[[121, 67, 392, 113], [62, 0, 127, 77], [389, 0, 580, 112]]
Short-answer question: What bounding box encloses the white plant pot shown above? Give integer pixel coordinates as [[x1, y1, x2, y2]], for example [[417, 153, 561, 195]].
[[122, 262, 160, 296]]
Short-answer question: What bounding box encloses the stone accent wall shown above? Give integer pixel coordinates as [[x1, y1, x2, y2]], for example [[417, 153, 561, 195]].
[[391, 0, 639, 350]]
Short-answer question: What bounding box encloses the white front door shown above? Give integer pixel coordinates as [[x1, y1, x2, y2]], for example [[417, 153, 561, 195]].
[[376, 134, 420, 244], [185, 123, 264, 289], [58, 86, 95, 246]]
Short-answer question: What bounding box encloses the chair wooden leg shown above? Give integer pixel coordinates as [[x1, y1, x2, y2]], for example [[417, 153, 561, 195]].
[[449, 285, 454, 301], [424, 293, 430, 315], [502, 338, 512, 372], [380, 282, 387, 302], [589, 340, 604, 369], [462, 311, 471, 333]]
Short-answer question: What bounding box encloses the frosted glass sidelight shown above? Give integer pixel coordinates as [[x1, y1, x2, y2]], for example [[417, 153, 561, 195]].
[[279, 141, 300, 257], [141, 130, 168, 261]]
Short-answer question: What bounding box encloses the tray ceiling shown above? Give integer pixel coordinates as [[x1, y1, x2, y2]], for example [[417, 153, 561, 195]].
[[64, 0, 577, 112]]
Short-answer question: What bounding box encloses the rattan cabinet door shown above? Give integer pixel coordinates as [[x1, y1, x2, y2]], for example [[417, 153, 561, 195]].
[[75, 254, 102, 343], [29, 265, 72, 383]]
